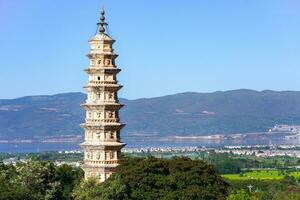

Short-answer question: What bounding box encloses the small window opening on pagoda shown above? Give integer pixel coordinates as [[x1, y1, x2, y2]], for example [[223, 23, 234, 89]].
[[109, 151, 114, 159], [105, 59, 111, 65]]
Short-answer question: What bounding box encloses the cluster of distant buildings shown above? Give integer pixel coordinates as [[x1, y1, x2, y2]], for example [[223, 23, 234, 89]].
[[58, 150, 81, 154], [2, 157, 25, 166], [2, 157, 81, 167], [123, 146, 201, 153], [268, 124, 300, 134], [268, 124, 300, 141], [218, 147, 300, 158], [124, 144, 300, 158]]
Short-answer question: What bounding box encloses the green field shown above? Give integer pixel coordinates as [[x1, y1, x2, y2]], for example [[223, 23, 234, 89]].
[[223, 170, 300, 180]]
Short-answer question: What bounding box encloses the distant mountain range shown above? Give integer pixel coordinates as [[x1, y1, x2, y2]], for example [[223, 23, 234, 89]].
[[1, 89, 300, 139]]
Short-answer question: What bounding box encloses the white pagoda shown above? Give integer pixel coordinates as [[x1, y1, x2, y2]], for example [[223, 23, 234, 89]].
[[80, 8, 125, 182]]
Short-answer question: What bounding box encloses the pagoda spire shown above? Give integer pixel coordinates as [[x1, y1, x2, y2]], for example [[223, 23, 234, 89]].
[[97, 8, 108, 34]]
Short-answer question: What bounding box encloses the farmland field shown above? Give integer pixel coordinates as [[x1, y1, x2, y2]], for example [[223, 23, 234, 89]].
[[223, 170, 300, 180]]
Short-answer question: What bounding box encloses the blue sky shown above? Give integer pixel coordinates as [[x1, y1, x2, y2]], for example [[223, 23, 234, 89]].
[[0, 0, 299, 99]]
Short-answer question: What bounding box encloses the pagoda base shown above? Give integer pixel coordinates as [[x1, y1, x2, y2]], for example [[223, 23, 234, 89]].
[[83, 164, 118, 182]]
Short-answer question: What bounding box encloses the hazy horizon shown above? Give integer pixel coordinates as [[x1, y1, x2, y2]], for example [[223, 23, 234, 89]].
[[2, 88, 300, 101]]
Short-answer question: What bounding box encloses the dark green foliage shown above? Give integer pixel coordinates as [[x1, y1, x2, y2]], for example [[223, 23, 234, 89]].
[[32, 152, 83, 162], [215, 160, 242, 174], [0, 156, 300, 200], [228, 187, 300, 200], [0, 160, 83, 200], [73, 176, 127, 200], [56, 164, 84, 199], [227, 190, 251, 200], [227, 176, 299, 200], [272, 187, 300, 200], [205, 152, 242, 174], [74, 157, 230, 200], [202, 152, 300, 174]]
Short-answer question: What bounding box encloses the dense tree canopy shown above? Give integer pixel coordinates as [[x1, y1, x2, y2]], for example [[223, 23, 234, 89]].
[[227, 190, 251, 200], [1, 156, 299, 200], [0, 159, 83, 200], [73, 157, 230, 200]]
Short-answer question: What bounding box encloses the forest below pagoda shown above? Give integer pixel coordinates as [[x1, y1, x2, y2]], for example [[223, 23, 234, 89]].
[[0, 155, 300, 200]]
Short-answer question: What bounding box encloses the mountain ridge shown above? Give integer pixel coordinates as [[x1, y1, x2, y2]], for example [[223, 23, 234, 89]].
[[1, 89, 300, 139]]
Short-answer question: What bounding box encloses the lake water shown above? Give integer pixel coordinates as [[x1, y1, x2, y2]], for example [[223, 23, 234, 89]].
[[0, 137, 299, 153]]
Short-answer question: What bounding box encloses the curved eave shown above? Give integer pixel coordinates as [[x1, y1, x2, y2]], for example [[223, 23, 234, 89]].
[[84, 67, 121, 74], [80, 123, 126, 130], [83, 85, 123, 92], [80, 142, 126, 150], [84, 84, 123, 88], [80, 141, 126, 147], [81, 103, 124, 110], [82, 163, 119, 168], [87, 53, 118, 59]]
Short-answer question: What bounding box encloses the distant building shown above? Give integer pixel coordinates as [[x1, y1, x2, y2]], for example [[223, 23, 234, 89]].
[[285, 134, 300, 141], [80, 8, 125, 182], [269, 124, 300, 134]]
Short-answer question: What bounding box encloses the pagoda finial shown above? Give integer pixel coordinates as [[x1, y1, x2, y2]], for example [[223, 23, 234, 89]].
[[98, 7, 108, 34]]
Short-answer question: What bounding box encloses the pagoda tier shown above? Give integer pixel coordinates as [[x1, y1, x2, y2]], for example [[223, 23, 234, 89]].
[[81, 103, 123, 109], [85, 67, 121, 74], [80, 8, 126, 183], [84, 85, 123, 91], [81, 142, 126, 150]]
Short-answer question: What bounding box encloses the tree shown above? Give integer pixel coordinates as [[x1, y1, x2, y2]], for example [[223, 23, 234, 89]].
[[14, 159, 57, 199], [0, 160, 83, 200], [227, 190, 251, 200], [273, 188, 300, 200], [56, 164, 83, 199], [73, 176, 127, 200], [44, 181, 63, 200], [73, 157, 230, 200]]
